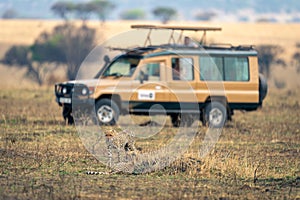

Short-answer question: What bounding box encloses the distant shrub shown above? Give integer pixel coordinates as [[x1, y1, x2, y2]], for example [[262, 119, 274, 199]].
[[120, 9, 146, 20], [2, 9, 18, 19], [292, 43, 300, 74], [274, 78, 286, 89], [194, 11, 216, 21], [256, 45, 285, 79], [152, 7, 177, 24]]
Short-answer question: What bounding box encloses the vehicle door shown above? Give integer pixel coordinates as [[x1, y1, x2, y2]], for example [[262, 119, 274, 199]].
[[129, 58, 168, 112], [166, 56, 199, 112]]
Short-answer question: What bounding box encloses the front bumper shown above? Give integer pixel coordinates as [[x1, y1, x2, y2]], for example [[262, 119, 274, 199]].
[[54, 83, 95, 110]]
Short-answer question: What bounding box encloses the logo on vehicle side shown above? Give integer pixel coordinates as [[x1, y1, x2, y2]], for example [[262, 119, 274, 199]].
[[138, 90, 155, 100]]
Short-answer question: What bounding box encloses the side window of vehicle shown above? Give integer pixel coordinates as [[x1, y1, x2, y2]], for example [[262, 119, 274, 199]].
[[172, 57, 194, 81], [200, 56, 249, 82], [224, 57, 249, 81], [200, 56, 223, 81], [136, 62, 161, 81]]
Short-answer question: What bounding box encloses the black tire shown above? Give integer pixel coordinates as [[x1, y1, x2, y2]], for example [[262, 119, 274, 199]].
[[62, 106, 74, 125], [259, 74, 268, 103], [204, 102, 227, 128], [171, 114, 180, 127], [170, 113, 196, 127], [95, 99, 119, 125]]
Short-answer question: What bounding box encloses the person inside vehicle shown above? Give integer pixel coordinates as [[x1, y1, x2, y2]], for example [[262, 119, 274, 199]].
[[184, 36, 198, 47], [172, 58, 181, 80]]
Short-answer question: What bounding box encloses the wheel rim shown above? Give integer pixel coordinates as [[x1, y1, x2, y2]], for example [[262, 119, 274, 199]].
[[209, 108, 223, 126], [97, 105, 114, 123]]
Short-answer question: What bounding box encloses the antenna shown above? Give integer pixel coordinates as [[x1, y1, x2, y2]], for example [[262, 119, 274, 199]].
[[131, 24, 222, 46]]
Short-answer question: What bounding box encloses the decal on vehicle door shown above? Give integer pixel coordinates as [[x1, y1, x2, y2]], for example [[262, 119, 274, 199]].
[[138, 90, 155, 100]]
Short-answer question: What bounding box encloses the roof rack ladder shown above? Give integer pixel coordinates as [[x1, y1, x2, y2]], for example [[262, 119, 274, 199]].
[[144, 29, 153, 46], [168, 29, 177, 44], [200, 30, 207, 45]]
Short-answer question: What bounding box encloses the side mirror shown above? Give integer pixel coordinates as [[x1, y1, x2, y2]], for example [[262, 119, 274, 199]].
[[139, 71, 145, 84], [104, 55, 110, 64]]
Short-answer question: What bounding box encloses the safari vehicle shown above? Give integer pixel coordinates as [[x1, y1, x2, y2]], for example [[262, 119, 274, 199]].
[[55, 25, 268, 128]]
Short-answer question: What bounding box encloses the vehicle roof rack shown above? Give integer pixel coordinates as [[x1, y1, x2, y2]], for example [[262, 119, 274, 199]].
[[234, 45, 255, 50], [107, 46, 160, 55], [204, 43, 256, 51], [207, 43, 234, 49], [131, 24, 222, 46], [107, 47, 132, 52]]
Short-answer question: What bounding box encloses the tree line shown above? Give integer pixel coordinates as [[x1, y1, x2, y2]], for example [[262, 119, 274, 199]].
[[3, 0, 179, 24], [50, 0, 114, 23], [50, 0, 177, 24]]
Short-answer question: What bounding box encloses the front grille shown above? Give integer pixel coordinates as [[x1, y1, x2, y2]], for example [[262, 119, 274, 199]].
[[55, 83, 74, 97]]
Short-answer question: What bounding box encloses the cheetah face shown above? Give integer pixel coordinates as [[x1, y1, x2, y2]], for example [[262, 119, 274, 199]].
[[104, 129, 117, 138]]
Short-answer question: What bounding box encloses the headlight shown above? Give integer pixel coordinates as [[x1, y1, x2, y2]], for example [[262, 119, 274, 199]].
[[82, 88, 88, 96], [62, 87, 67, 94]]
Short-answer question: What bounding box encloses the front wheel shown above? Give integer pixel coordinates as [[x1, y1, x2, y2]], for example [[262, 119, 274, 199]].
[[62, 106, 74, 125], [204, 102, 227, 128], [95, 99, 120, 125]]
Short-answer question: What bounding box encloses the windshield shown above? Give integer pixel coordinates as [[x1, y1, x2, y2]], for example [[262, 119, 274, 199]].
[[102, 56, 141, 78]]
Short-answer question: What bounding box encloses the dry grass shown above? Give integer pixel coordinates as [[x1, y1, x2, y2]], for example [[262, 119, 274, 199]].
[[0, 88, 299, 199]]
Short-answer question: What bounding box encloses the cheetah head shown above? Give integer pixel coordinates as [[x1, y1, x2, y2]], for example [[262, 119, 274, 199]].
[[104, 128, 118, 138]]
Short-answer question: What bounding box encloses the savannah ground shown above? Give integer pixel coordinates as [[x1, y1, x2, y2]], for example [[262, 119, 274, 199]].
[[0, 20, 299, 199]]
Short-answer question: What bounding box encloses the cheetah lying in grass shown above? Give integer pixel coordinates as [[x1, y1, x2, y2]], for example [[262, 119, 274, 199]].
[[86, 127, 137, 175], [105, 128, 137, 166]]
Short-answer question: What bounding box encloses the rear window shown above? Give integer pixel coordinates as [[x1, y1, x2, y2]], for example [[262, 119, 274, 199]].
[[200, 56, 249, 82], [224, 57, 249, 81]]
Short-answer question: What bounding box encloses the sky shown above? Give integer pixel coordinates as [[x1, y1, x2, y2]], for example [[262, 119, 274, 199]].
[[1, 0, 300, 22]]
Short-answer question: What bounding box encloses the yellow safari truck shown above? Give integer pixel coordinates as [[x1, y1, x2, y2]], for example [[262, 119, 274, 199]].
[[55, 25, 268, 128]]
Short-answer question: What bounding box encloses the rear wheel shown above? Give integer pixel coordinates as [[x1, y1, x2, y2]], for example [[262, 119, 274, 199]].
[[204, 102, 227, 128], [259, 74, 268, 103], [95, 99, 119, 125], [170, 113, 196, 127], [170, 114, 180, 127]]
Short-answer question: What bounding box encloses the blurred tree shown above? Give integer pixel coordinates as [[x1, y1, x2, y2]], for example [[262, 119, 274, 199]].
[[195, 11, 216, 21], [51, 1, 74, 21], [3, 46, 29, 66], [256, 17, 277, 23], [2, 8, 18, 19], [120, 9, 146, 20], [74, 2, 95, 23], [90, 0, 115, 23], [2, 45, 47, 85], [2, 24, 96, 85], [33, 24, 96, 80], [292, 43, 300, 73], [152, 7, 177, 24], [256, 45, 285, 79]]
